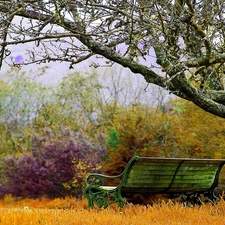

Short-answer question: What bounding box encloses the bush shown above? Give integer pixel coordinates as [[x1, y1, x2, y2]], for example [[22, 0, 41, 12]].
[[102, 104, 166, 177], [103, 99, 225, 180], [0, 132, 107, 198]]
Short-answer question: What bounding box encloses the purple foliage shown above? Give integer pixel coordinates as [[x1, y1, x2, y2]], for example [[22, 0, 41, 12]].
[[0, 137, 107, 198], [10, 55, 24, 64], [14, 55, 24, 64]]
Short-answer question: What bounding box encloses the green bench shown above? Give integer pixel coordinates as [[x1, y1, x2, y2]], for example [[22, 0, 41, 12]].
[[83, 156, 225, 209]]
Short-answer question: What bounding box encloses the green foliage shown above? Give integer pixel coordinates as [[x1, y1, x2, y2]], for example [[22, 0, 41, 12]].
[[107, 128, 120, 149]]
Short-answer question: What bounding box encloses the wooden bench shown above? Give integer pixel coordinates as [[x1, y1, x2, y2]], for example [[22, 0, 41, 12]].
[[83, 156, 225, 209]]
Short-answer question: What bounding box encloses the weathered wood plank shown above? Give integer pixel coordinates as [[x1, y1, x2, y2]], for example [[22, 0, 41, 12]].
[[128, 170, 217, 176]]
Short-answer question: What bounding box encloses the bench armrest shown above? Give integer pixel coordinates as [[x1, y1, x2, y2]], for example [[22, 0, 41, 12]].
[[86, 173, 123, 187]]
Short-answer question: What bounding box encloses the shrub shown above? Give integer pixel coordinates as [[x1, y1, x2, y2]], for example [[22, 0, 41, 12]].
[[0, 132, 107, 198], [103, 99, 225, 179], [103, 104, 167, 176]]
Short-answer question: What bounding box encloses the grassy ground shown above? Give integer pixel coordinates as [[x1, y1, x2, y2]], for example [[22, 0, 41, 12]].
[[0, 196, 225, 224]]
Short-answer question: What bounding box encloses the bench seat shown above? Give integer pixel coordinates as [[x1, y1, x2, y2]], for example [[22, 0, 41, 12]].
[[83, 156, 225, 209]]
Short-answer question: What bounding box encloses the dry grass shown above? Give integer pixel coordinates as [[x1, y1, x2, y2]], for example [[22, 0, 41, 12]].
[[0, 196, 225, 224]]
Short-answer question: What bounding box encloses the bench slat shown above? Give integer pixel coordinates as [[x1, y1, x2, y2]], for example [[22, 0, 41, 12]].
[[128, 174, 215, 179], [125, 182, 213, 187], [133, 163, 222, 170], [126, 179, 215, 184], [129, 170, 217, 176], [122, 187, 211, 193]]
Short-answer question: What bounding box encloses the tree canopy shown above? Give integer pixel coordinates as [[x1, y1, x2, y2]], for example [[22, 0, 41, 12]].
[[1, 1, 225, 117]]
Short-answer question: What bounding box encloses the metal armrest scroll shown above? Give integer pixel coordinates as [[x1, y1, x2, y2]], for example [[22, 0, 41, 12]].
[[86, 173, 123, 187], [84, 173, 125, 209]]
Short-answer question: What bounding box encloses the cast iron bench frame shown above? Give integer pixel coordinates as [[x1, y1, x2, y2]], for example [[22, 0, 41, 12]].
[[83, 156, 225, 209]]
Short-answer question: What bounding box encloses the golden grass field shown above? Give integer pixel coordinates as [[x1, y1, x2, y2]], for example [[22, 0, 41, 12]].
[[0, 195, 225, 225]]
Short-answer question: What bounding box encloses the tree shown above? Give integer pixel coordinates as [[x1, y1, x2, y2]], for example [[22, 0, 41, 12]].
[[1, 1, 225, 117], [0, 67, 52, 153], [57, 68, 160, 127]]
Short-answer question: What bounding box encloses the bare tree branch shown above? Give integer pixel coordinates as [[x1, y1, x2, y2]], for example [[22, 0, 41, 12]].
[[1, 1, 225, 117]]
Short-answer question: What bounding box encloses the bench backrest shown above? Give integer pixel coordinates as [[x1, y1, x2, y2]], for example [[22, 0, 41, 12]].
[[121, 156, 225, 194]]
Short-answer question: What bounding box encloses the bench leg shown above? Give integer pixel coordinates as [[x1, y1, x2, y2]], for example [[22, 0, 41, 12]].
[[83, 187, 125, 209], [182, 190, 220, 206], [204, 189, 220, 204], [182, 193, 202, 206]]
